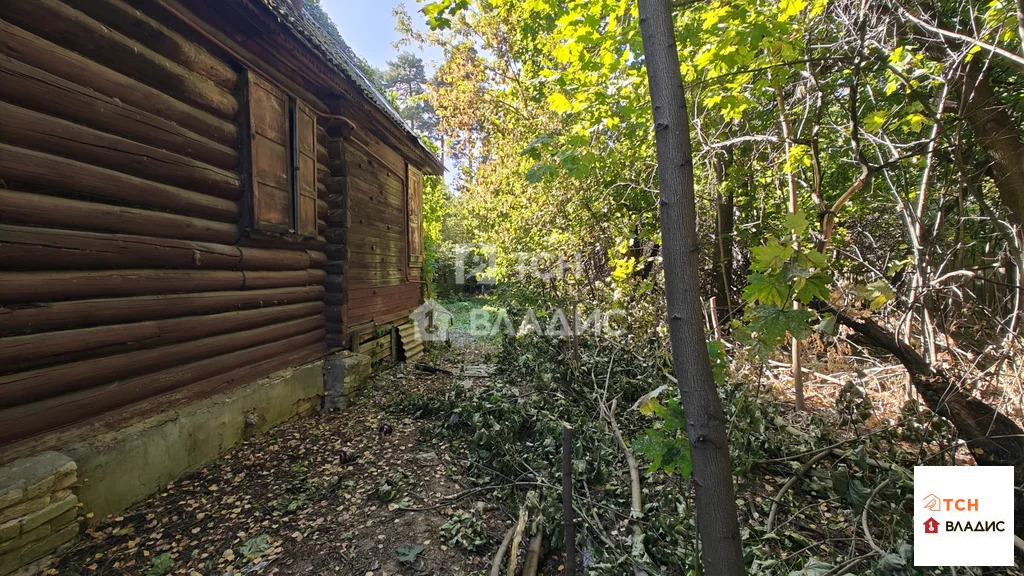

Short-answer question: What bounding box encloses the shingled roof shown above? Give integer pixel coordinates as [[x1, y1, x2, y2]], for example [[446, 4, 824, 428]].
[[256, 0, 441, 170]]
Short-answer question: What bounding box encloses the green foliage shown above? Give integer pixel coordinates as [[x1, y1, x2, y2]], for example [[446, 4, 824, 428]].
[[396, 544, 425, 565], [440, 507, 488, 551], [144, 553, 173, 576], [375, 472, 410, 503], [738, 213, 832, 359], [633, 396, 691, 477], [238, 533, 271, 561]]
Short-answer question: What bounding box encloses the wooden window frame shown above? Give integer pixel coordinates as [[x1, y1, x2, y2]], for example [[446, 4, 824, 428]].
[[244, 71, 317, 238]]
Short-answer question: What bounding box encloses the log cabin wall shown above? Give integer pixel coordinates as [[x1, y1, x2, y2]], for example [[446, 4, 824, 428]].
[[0, 0, 332, 453], [323, 114, 425, 349]]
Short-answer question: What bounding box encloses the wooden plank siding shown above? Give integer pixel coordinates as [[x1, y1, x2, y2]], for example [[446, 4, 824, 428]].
[[0, 0, 431, 455], [322, 110, 423, 338]]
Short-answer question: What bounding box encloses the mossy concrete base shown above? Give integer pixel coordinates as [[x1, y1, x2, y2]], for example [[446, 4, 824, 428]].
[[323, 352, 372, 410], [64, 361, 325, 520]]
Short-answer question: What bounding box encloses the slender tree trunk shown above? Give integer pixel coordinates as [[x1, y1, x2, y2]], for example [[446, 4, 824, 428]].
[[560, 423, 576, 574], [711, 153, 735, 322], [775, 88, 805, 411], [637, 0, 744, 573]]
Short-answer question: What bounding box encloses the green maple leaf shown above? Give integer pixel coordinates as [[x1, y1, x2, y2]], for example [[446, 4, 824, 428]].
[[783, 211, 810, 235], [863, 109, 888, 132], [743, 272, 790, 306], [750, 239, 794, 272], [796, 271, 833, 304]]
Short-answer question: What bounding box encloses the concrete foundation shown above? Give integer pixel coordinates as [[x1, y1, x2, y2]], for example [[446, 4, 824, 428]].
[[323, 352, 372, 410], [64, 360, 325, 520]]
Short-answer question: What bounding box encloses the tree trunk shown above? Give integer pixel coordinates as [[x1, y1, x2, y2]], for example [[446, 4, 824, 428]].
[[637, 0, 744, 573], [711, 154, 735, 322], [822, 302, 1024, 536], [958, 61, 1024, 228], [904, 9, 1024, 228]]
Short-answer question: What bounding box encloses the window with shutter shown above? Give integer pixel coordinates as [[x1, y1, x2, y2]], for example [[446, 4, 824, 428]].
[[407, 164, 424, 269], [246, 72, 317, 237], [294, 102, 318, 237]]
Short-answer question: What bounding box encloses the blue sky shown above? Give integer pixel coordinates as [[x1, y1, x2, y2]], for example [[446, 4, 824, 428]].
[[320, 0, 442, 72]]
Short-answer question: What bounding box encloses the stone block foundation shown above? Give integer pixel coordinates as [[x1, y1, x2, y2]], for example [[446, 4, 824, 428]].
[[0, 452, 78, 576]]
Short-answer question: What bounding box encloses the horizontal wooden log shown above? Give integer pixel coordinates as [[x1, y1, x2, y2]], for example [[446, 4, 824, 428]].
[[0, 102, 241, 199], [0, 144, 238, 221], [2, 0, 238, 120], [237, 247, 312, 271], [0, 21, 237, 146], [0, 266, 325, 303], [0, 225, 240, 271], [0, 339, 325, 459], [0, 226, 320, 276], [0, 56, 237, 170], [0, 301, 323, 373], [239, 230, 326, 251], [0, 285, 324, 335], [62, 0, 238, 90], [308, 250, 328, 268], [0, 315, 324, 408], [0, 329, 326, 445], [0, 189, 238, 245], [0, 269, 243, 304], [242, 269, 326, 290]]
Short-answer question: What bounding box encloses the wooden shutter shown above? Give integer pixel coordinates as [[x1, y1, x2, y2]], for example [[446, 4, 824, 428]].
[[295, 101, 318, 237], [407, 164, 424, 268], [248, 73, 292, 232]]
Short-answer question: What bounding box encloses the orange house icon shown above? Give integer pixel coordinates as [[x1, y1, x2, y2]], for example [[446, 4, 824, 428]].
[[924, 517, 940, 534], [922, 494, 941, 511]]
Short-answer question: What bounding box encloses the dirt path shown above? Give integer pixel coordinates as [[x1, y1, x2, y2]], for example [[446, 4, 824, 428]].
[[55, 336, 511, 576]]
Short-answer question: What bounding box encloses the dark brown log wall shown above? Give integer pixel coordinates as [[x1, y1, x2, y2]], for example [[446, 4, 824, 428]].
[[0, 0, 329, 451]]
